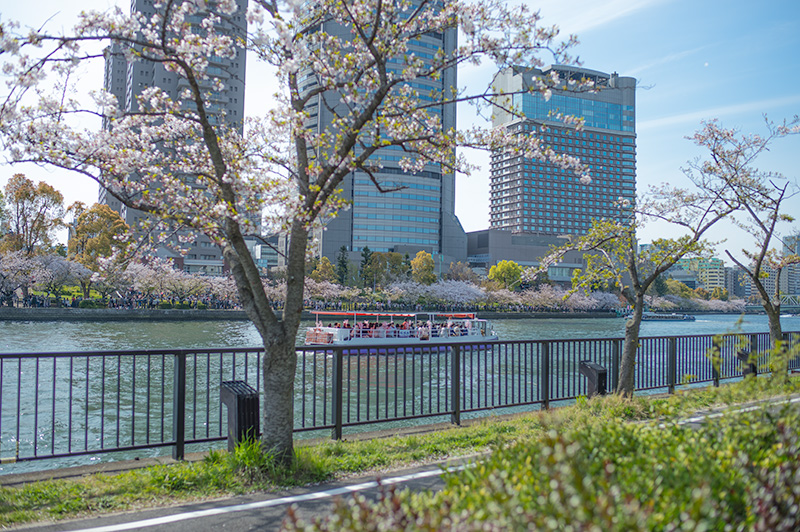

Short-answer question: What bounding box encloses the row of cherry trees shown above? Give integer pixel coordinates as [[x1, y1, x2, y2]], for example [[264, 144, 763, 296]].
[[0, 251, 241, 307]]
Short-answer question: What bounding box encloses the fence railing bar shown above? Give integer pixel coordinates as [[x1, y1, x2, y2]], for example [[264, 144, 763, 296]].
[[3, 332, 799, 466]]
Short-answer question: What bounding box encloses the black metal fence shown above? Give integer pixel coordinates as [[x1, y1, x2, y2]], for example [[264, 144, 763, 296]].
[[1, 331, 798, 466]]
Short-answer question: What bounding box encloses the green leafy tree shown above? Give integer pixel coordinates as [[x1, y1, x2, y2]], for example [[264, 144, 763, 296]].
[[359, 246, 373, 287], [402, 253, 412, 280], [336, 246, 349, 285], [710, 287, 728, 301], [384, 252, 408, 283], [362, 252, 385, 289], [310, 256, 337, 283], [666, 278, 695, 298], [488, 260, 523, 290], [411, 250, 436, 285], [68, 202, 130, 298], [1, 174, 64, 255], [652, 274, 668, 296]]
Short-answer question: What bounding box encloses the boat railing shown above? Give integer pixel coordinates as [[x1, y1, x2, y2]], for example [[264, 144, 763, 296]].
[[309, 324, 485, 342]]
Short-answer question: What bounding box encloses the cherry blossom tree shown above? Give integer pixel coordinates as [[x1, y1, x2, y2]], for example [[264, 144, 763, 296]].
[[34, 253, 77, 303], [90, 258, 131, 301], [1, 0, 593, 463], [530, 120, 752, 395], [689, 118, 800, 365], [0, 250, 41, 305]]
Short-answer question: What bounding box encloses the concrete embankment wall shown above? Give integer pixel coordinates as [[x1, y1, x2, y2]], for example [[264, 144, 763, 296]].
[[0, 307, 252, 322], [0, 307, 620, 322]]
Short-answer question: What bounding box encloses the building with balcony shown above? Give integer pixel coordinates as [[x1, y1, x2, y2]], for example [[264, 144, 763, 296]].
[[100, 0, 248, 275], [677, 257, 726, 290]]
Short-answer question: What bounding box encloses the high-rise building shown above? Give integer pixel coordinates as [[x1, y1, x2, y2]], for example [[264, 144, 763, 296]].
[[490, 65, 636, 235], [784, 233, 800, 295], [101, 0, 248, 274], [724, 265, 748, 298], [677, 257, 726, 290], [304, 15, 466, 267]]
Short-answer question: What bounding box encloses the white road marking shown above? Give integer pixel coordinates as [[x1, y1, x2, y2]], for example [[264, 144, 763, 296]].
[[72, 464, 466, 532], [659, 395, 800, 428]]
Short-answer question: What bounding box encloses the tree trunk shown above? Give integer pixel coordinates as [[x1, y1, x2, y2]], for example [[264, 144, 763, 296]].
[[260, 331, 297, 465], [765, 304, 787, 377], [81, 280, 91, 299], [617, 295, 644, 396], [223, 217, 309, 467]]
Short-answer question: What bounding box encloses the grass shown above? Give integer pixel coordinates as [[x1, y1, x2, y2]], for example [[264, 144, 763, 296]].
[[1, 375, 798, 527]]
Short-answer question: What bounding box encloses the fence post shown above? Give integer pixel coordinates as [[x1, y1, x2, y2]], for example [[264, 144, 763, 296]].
[[667, 337, 677, 394], [541, 342, 550, 410], [611, 340, 621, 393], [331, 348, 343, 440], [172, 353, 186, 460], [450, 345, 461, 426]]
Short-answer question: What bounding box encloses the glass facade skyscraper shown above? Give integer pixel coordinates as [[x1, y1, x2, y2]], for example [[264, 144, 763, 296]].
[[305, 15, 466, 265], [490, 65, 636, 235]]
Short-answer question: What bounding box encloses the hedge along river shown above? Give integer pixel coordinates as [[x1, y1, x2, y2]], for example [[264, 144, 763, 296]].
[[1, 313, 799, 476], [3, 313, 799, 353]]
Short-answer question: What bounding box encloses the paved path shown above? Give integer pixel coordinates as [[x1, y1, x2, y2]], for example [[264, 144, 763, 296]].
[[23, 458, 472, 532], [11, 394, 800, 531]]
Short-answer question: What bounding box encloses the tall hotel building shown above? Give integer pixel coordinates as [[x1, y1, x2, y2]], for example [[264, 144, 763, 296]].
[[305, 16, 466, 264], [101, 0, 248, 274], [490, 65, 636, 235]]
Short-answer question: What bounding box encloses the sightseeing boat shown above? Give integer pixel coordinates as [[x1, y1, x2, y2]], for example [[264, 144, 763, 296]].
[[304, 311, 498, 346], [639, 311, 696, 321]]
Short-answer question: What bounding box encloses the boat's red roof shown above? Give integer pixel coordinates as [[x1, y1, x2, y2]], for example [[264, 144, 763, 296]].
[[310, 311, 476, 319]]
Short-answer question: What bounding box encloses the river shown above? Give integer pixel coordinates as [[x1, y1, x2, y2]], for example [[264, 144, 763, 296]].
[[1, 313, 798, 476], [2, 313, 799, 353]]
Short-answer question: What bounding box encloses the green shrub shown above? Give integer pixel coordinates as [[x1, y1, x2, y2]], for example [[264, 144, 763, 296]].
[[283, 403, 800, 531], [158, 302, 172, 309], [78, 300, 96, 309], [196, 303, 207, 310], [176, 302, 192, 310]]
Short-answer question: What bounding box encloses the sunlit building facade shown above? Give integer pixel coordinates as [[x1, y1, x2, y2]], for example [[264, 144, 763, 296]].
[[490, 65, 636, 235]]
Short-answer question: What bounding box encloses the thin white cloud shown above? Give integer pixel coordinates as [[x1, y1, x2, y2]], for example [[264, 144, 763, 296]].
[[534, 0, 672, 35], [638, 94, 800, 131], [626, 45, 711, 76]]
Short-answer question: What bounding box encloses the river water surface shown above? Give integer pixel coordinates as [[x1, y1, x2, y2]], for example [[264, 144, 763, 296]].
[[2, 313, 799, 353]]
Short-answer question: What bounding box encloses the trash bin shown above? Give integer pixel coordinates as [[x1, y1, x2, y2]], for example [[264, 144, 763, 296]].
[[579, 360, 608, 397], [737, 349, 757, 377], [220, 381, 260, 452]]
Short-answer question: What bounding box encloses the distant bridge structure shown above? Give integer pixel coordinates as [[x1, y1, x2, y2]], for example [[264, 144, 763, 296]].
[[745, 294, 800, 314]]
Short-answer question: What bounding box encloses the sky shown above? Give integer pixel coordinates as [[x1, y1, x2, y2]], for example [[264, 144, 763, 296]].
[[1, 0, 799, 264]]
